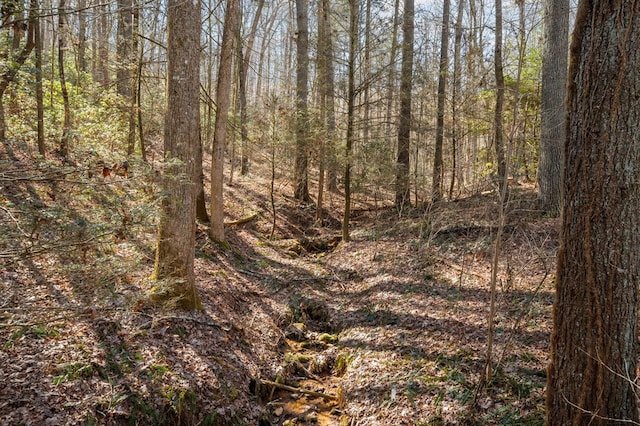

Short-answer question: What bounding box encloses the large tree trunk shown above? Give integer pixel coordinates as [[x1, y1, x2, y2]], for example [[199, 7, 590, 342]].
[[537, 0, 568, 216], [152, 0, 202, 311], [293, 0, 310, 202], [546, 2, 640, 423], [394, 0, 414, 209], [432, 0, 450, 202], [210, 0, 240, 243]]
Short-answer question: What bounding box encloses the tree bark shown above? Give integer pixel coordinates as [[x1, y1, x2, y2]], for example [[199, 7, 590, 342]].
[[537, 0, 568, 216], [293, 0, 311, 202], [153, 0, 202, 311], [239, 0, 264, 175], [97, 1, 109, 87], [394, 0, 414, 209], [210, 0, 240, 243], [493, 0, 506, 194], [449, 0, 465, 198], [432, 0, 450, 202], [35, 0, 45, 155], [0, 0, 36, 141], [342, 0, 358, 242], [116, 0, 133, 98], [77, 0, 87, 73], [546, 2, 640, 423], [58, 0, 72, 158]]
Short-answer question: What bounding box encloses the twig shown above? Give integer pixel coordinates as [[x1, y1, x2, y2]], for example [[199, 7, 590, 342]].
[[259, 379, 337, 401]]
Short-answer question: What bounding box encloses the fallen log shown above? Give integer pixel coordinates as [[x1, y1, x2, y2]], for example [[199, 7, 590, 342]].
[[225, 212, 259, 226], [259, 379, 337, 401]]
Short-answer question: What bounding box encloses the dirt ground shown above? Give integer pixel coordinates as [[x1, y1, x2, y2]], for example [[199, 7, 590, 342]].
[[1, 139, 556, 425]]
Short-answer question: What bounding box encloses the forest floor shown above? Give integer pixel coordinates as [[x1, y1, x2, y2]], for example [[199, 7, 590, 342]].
[[1, 138, 557, 425]]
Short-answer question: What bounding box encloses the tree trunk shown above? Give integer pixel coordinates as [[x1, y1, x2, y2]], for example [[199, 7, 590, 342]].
[[153, 0, 202, 311], [126, 1, 139, 156], [493, 0, 506, 193], [35, 0, 45, 155], [449, 0, 465, 198], [537, 0, 568, 216], [321, 0, 337, 193], [293, 0, 310, 202], [0, 0, 36, 141], [384, 0, 400, 140], [432, 0, 450, 202], [546, 2, 640, 423], [77, 0, 87, 73], [239, 0, 264, 175], [97, 1, 109, 87], [210, 0, 240, 243], [116, 0, 133, 98], [394, 0, 414, 209], [342, 0, 358, 242], [58, 0, 72, 158]]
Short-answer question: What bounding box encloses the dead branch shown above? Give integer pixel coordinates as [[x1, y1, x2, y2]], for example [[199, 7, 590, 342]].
[[225, 212, 259, 226], [259, 379, 337, 401]]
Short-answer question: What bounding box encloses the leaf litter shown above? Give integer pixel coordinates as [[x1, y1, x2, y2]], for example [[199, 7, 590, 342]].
[[1, 139, 555, 425]]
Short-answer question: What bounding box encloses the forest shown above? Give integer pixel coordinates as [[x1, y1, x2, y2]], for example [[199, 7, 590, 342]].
[[1, 0, 640, 424]]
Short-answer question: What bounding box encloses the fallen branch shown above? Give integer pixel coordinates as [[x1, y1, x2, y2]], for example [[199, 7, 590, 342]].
[[225, 213, 259, 226], [259, 379, 337, 401]]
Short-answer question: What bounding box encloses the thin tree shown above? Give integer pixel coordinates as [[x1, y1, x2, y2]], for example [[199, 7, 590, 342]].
[[394, 0, 414, 209], [210, 0, 240, 243], [537, 0, 568, 216], [293, 0, 311, 202], [432, 0, 450, 202], [58, 0, 72, 158], [316, 0, 336, 220], [116, 0, 133, 98], [77, 0, 87, 73], [35, 0, 45, 155], [449, 0, 465, 198], [384, 0, 401, 141], [342, 0, 358, 242], [97, 1, 109, 87], [0, 0, 36, 140], [493, 0, 506, 192], [152, 0, 202, 310], [547, 1, 640, 423], [239, 0, 264, 175]]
